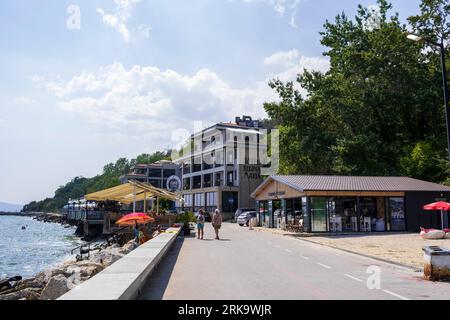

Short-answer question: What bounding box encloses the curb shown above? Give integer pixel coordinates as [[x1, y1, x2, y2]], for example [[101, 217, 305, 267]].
[[58, 227, 181, 300]]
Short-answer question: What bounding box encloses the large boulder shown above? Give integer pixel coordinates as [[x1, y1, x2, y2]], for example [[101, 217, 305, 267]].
[[64, 260, 104, 283], [40, 275, 74, 300], [120, 240, 137, 255], [0, 288, 41, 300], [90, 248, 124, 266]]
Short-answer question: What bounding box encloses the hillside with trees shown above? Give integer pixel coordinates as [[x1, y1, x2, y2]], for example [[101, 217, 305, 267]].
[[22, 151, 170, 213]]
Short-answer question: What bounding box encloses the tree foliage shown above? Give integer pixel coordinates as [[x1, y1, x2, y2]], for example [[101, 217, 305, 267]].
[[264, 0, 450, 183]]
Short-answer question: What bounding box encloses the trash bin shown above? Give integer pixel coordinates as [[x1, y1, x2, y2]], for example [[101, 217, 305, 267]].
[[423, 246, 450, 281]]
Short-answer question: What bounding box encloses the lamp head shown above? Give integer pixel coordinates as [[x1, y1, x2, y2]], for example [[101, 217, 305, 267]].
[[407, 34, 423, 42]]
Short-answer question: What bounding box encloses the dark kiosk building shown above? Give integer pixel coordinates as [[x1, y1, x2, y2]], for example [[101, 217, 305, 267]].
[[251, 175, 450, 233]]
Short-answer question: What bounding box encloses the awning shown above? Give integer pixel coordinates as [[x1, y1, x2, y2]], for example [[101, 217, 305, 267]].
[[84, 180, 180, 204]]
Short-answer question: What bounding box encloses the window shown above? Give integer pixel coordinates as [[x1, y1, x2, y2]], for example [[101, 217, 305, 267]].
[[311, 197, 327, 232], [163, 169, 176, 178], [227, 172, 234, 186], [388, 197, 406, 231], [194, 193, 205, 211], [184, 194, 193, 207], [148, 168, 162, 177]]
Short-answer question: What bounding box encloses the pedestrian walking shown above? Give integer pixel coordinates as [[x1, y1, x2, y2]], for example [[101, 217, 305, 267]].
[[196, 209, 206, 240], [212, 209, 223, 240], [134, 221, 140, 244]]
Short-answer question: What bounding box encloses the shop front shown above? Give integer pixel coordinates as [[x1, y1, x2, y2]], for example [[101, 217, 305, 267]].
[[251, 176, 450, 233]]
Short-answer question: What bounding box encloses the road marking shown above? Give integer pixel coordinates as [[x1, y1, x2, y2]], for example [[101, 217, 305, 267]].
[[344, 274, 363, 282], [300, 255, 309, 260], [284, 249, 292, 253], [382, 290, 409, 300], [334, 253, 342, 257], [317, 263, 332, 269], [274, 245, 281, 249]]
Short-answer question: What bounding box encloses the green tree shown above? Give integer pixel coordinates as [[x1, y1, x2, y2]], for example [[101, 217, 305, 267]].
[[265, 0, 449, 182], [22, 151, 170, 212]]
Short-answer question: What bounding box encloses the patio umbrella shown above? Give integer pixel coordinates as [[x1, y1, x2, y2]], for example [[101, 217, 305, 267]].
[[116, 212, 155, 226], [423, 201, 450, 230]]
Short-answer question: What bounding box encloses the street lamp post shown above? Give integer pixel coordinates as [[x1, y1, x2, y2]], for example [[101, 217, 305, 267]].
[[408, 34, 450, 161]]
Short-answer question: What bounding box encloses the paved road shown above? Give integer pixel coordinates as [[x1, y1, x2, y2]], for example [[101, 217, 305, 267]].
[[140, 223, 450, 300]]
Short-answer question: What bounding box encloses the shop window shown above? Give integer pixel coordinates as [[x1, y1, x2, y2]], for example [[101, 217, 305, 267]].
[[311, 197, 327, 232], [389, 198, 406, 231]]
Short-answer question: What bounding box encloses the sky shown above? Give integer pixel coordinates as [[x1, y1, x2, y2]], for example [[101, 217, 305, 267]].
[[0, 0, 422, 205]]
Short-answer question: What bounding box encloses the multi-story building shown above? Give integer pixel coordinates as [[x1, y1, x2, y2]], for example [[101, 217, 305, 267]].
[[120, 160, 181, 190], [173, 116, 265, 219]]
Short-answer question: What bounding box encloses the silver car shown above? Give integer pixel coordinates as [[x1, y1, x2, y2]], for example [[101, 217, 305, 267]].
[[237, 211, 257, 226]]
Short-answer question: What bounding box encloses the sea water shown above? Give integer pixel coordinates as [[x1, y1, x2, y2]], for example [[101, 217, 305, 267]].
[[0, 216, 83, 279]]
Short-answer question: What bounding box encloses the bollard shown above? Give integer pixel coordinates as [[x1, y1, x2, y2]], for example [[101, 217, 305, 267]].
[[423, 246, 450, 281]]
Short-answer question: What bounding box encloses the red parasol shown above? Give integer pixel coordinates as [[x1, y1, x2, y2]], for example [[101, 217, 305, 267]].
[[116, 212, 155, 226], [423, 201, 450, 230]]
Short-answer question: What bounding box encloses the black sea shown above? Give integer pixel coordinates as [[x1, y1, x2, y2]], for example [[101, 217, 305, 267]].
[[0, 216, 83, 279]]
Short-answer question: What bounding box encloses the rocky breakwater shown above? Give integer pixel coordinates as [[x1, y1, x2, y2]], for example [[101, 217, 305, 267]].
[[33, 213, 74, 227], [0, 240, 139, 300]]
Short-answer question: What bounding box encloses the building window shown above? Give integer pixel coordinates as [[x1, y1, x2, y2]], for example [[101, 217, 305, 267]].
[[149, 179, 161, 188], [245, 136, 250, 165], [183, 178, 191, 190], [163, 169, 176, 178], [227, 172, 234, 187], [184, 194, 193, 208], [148, 168, 162, 177], [206, 192, 217, 212], [311, 197, 327, 232], [194, 193, 205, 212]]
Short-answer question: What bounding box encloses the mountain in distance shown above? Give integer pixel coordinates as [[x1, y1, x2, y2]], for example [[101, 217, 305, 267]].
[[0, 202, 23, 212]]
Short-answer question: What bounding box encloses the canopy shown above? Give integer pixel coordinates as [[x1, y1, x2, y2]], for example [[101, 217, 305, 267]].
[[84, 180, 180, 204], [423, 201, 450, 211]]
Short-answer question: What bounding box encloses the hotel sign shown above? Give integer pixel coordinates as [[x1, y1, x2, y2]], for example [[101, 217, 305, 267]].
[[268, 191, 286, 197]]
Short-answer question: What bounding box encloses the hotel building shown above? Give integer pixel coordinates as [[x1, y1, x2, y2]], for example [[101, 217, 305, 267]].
[[173, 116, 266, 218]]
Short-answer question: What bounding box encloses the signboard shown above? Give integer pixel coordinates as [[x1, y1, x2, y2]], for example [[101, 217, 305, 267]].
[[166, 175, 182, 192]]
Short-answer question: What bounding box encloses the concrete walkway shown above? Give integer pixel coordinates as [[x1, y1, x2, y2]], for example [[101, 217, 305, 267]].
[[140, 223, 450, 300]]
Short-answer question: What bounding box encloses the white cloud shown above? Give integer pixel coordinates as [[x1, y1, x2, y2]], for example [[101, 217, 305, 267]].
[[13, 97, 36, 105], [264, 49, 330, 82], [97, 0, 150, 42], [39, 50, 327, 147], [364, 4, 382, 31], [232, 0, 301, 28], [42, 63, 275, 137]]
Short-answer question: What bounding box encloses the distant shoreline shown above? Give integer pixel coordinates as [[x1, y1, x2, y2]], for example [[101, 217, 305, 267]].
[[0, 212, 38, 217]]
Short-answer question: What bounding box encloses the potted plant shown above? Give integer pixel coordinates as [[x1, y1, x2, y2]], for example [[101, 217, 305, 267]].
[[176, 211, 196, 236]]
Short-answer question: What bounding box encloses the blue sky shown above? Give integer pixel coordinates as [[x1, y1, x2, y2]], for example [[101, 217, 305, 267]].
[[0, 0, 421, 204]]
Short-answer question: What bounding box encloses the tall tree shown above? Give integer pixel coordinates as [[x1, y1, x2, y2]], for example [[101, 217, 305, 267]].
[[265, 0, 448, 182]]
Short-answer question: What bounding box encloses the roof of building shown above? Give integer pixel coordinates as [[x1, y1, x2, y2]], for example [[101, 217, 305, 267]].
[[251, 175, 450, 197]]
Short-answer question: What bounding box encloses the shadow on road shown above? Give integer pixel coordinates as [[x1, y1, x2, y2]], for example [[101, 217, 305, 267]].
[[139, 235, 184, 300]]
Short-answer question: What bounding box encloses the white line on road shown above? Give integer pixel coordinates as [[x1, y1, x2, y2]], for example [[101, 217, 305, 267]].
[[382, 289, 409, 300], [284, 249, 292, 253], [300, 255, 309, 260], [344, 274, 363, 282], [317, 263, 332, 269], [274, 245, 281, 249]]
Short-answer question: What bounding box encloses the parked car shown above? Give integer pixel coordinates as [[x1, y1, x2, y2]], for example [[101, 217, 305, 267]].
[[234, 208, 255, 220], [237, 211, 257, 226]]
